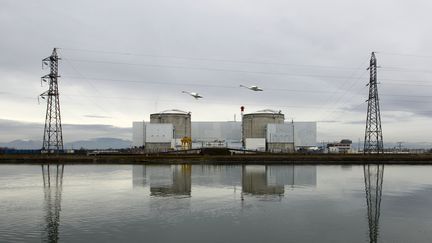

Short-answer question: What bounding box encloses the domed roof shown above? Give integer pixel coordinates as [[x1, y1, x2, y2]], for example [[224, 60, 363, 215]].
[[157, 109, 190, 114], [254, 109, 282, 114]]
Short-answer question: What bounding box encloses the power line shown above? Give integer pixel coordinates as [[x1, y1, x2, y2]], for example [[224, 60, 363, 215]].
[[62, 59, 111, 114], [316, 58, 370, 121], [61, 76, 432, 99], [377, 51, 432, 59], [62, 58, 376, 79], [382, 67, 432, 74], [60, 94, 432, 112], [60, 47, 363, 70], [62, 76, 349, 94], [63, 58, 432, 84], [62, 48, 432, 74]]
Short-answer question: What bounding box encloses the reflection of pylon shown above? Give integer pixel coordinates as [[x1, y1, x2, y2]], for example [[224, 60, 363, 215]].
[[364, 164, 384, 243], [364, 52, 383, 154], [42, 164, 64, 242], [41, 48, 64, 153]]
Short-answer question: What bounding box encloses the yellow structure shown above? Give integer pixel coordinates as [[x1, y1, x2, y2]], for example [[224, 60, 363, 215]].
[[181, 137, 192, 150]]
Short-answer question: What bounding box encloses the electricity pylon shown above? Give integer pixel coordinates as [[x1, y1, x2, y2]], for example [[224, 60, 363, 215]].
[[41, 48, 63, 153], [42, 164, 64, 242], [364, 52, 383, 154], [364, 164, 384, 243]]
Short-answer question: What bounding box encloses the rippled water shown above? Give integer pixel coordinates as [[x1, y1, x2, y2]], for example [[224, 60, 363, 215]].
[[1, 164, 432, 243]]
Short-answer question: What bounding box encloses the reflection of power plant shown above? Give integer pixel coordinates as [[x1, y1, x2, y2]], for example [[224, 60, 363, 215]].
[[41, 164, 64, 243], [241, 165, 316, 195], [191, 165, 241, 187], [132, 165, 146, 187], [242, 166, 284, 195], [132, 165, 191, 197], [364, 164, 384, 243], [132, 165, 316, 197]]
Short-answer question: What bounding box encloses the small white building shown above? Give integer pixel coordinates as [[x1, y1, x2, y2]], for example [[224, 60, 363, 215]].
[[327, 139, 353, 154]]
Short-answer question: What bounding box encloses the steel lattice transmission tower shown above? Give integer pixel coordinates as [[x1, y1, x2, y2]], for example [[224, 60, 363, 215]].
[[364, 164, 384, 243], [40, 48, 64, 153], [364, 52, 383, 154]]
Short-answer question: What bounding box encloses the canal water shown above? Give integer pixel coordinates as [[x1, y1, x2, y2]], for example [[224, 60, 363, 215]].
[[1, 164, 432, 243]]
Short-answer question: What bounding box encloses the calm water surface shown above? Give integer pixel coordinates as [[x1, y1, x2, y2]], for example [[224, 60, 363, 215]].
[[1, 164, 432, 243]]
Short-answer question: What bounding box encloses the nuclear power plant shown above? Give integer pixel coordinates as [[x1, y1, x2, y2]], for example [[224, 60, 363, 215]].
[[132, 108, 317, 153]]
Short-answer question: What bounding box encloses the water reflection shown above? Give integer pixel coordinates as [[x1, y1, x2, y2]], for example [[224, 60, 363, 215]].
[[192, 165, 241, 187], [132, 165, 316, 197], [41, 164, 64, 243], [4, 164, 432, 242], [242, 165, 317, 196], [133, 165, 192, 197], [364, 164, 384, 243], [132, 165, 146, 187], [242, 166, 284, 195]]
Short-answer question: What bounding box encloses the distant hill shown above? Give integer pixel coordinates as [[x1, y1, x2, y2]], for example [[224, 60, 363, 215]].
[[0, 140, 42, 149], [65, 138, 132, 150], [0, 138, 132, 150]]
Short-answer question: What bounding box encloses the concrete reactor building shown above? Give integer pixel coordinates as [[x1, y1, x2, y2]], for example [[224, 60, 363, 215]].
[[132, 108, 317, 153], [242, 109, 285, 139], [133, 109, 192, 152], [242, 109, 289, 152], [150, 109, 191, 139], [241, 109, 316, 152]]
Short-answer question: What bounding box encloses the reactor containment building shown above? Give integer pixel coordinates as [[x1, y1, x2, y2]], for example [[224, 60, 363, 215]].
[[132, 109, 316, 153]]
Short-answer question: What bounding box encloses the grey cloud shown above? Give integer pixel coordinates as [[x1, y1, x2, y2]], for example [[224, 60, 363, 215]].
[[344, 120, 364, 125], [1, 0, 432, 142], [83, 115, 112, 119]]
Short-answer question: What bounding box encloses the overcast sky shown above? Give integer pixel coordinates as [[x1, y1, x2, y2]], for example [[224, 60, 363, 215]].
[[1, 0, 432, 143]]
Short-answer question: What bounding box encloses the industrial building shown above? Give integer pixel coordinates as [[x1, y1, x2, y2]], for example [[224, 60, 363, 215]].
[[132, 108, 317, 153], [242, 109, 316, 152], [133, 110, 192, 152], [150, 109, 191, 139], [326, 139, 353, 153]]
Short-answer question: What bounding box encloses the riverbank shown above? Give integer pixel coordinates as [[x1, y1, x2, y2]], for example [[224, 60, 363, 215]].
[[1, 153, 432, 164]]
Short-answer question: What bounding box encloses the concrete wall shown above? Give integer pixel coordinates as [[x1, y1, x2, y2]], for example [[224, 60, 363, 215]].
[[145, 124, 173, 143], [294, 122, 317, 147], [267, 142, 294, 153], [132, 122, 145, 147], [144, 142, 171, 153], [192, 121, 241, 141], [267, 122, 317, 147], [267, 123, 294, 143], [150, 113, 191, 139], [245, 138, 266, 151]]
